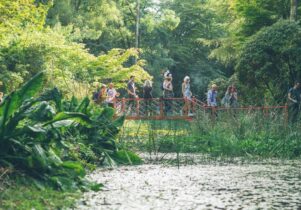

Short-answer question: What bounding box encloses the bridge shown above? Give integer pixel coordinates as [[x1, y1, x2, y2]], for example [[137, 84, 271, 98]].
[[112, 97, 289, 122]]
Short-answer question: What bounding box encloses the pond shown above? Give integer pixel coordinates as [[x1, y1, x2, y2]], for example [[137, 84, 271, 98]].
[[77, 154, 301, 210]]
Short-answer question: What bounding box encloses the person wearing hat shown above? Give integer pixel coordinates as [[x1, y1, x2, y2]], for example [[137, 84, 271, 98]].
[[207, 84, 218, 119], [182, 76, 192, 115], [163, 73, 174, 115]]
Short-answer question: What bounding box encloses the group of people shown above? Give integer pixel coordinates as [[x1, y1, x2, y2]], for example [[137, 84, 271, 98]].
[[92, 70, 241, 117], [207, 84, 238, 108], [92, 70, 194, 116], [92, 82, 120, 108]]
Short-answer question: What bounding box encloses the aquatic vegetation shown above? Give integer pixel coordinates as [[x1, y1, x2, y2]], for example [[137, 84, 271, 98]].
[[120, 109, 301, 159]]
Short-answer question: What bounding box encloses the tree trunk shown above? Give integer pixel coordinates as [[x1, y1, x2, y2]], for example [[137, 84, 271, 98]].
[[135, 0, 140, 49], [134, 0, 140, 64], [290, 0, 298, 21]]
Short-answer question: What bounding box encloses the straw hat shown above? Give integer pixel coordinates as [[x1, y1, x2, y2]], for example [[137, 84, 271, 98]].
[[211, 84, 217, 88]]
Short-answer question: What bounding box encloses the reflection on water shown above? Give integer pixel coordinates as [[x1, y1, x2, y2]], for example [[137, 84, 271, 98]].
[[77, 154, 301, 210]]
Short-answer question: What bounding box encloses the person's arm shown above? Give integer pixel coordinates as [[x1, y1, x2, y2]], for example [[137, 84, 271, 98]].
[[167, 82, 173, 91], [207, 91, 211, 106], [288, 90, 297, 103], [127, 83, 135, 96], [233, 92, 238, 100], [182, 83, 185, 97]]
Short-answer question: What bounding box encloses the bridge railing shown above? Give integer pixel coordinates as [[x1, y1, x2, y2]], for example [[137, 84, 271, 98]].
[[197, 105, 288, 125], [110, 97, 288, 123], [112, 97, 201, 119]]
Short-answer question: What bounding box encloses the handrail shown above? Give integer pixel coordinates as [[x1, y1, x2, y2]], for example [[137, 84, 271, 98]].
[[110, 97, 288, 121]]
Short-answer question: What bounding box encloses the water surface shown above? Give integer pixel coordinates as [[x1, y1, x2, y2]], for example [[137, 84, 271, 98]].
[[78, 155, 301, 210]]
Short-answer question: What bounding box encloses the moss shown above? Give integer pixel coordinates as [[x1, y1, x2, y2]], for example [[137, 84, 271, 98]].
[[0, 175, 80, 210]]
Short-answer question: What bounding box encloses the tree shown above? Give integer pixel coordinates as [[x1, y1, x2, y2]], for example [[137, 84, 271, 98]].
[[290, 0, 298, 21], [236, 20, 301, 104], [0, 0, 49, 41]]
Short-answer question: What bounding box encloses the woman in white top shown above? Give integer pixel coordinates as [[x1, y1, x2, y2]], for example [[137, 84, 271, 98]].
[[106, 83, 119, 108], [182, 76, 192, 115]]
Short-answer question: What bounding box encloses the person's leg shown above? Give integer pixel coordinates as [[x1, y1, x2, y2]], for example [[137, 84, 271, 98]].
[[182, 99, 188, 115], [127, 96, 134, 115], [289, 104, 298, 124]]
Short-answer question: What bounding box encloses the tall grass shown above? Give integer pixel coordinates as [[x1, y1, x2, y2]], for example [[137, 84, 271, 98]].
[[119, 108, 301, 159]]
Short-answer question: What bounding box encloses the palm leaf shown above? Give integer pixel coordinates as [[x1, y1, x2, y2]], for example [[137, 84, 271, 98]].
[[76, 97, 90, 113], [43, 112, 92, 127], [0, 72, 45, 137]]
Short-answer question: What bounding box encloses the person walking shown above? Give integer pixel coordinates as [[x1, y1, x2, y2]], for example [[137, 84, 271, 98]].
[[106, 83, 119, 108], [182, 76, 192, 115], [207, 84, 218, 119], [127, 76, 138, 115], [288, 81, 301, 124], [222, 85, 238, 108], [143, 80, 153, 116], [163, 72, 174, 115]]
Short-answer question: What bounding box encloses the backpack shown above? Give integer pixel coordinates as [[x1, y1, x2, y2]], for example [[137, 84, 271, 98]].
[[161, 82, 165, 91], [92, 91, 99, 101]]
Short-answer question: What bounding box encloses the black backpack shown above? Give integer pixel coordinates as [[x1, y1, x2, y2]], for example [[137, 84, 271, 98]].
[[92, 91, 99, 101], [161, 82, 165, 90]]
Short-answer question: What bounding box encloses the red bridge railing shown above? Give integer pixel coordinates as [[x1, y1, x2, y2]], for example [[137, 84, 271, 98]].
[[111, 97, 288, 122]]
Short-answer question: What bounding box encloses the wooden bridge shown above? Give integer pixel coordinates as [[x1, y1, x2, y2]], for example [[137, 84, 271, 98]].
[[111, 97, 289, 122]]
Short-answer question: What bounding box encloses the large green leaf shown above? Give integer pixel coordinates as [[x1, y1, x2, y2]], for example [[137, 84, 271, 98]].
[[0, 72, 45, 119], [76, 97, 90, 113], [0, 72, 45, 136], [112, 115, 125, 127], [61, 161, 86, 177], [31, 144, 49, 171], [43, 112, 92, 127], [99, 107, 115, 120]]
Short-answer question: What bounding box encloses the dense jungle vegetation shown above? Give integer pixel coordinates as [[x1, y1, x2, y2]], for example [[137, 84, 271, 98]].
[[1, 0, 301, 209]]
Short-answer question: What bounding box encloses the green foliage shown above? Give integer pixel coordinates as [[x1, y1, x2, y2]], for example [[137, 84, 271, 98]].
[[231, 0, 290, 36], [0, 72, 128, 193], [0, 29, 150, 95], [0, 173, 80, 209], [111, 150, 143, 165], [0, 0, 49, 41], [122, 113, 301, 159], [236, 20, 301, 104]]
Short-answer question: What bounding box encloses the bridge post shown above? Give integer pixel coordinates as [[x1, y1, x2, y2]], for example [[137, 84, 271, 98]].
[[192, 96, 196, 113], [136, 98, 140, 117], [160, 97, 164, 118], [122, 98, 126, 114], [284, 103, 288, 126]]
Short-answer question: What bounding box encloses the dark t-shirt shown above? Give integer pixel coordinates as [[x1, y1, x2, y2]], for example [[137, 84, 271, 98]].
[[143, 86, 152, 99], [127, 80, 135, 97], [289, 88, 301, 104]]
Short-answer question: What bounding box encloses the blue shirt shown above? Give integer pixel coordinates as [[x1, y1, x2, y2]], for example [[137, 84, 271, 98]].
[[207, 89, 218, 106]]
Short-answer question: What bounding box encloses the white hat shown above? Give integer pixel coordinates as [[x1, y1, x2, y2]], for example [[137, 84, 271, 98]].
[[164, 70, 170, 78], [184, 76, 190, 81]]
